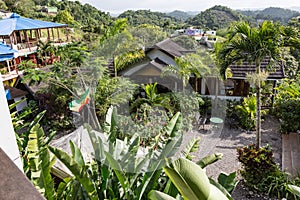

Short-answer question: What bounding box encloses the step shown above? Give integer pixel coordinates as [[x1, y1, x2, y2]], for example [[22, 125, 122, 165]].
[[282, 133, 300, 176]]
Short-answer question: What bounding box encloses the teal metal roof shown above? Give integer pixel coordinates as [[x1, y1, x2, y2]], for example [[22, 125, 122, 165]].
[[0, 13, 67, 36]]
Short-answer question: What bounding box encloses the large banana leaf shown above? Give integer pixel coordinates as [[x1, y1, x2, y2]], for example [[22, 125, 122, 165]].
[[48, 142, 97, 200], [180, 137, 200, 160], [164, 157, 229, 200], [27, 124, 55, 200], [104, 106, 118, 142], [19, 110, 47, 153], [164, 137, 201, 197], [148, 190, 177, 200], [196, 153, 223, 168], [165, 112, 182, 138], [104, 152, 130, 198]]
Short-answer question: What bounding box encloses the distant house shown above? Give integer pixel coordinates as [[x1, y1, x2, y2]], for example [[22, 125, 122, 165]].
[[40, 6, 58, 15], [205, 30, 216, 36], [170, 29, 185, 37], [185, 27, 203, 36], [119, 38, 193, 91]]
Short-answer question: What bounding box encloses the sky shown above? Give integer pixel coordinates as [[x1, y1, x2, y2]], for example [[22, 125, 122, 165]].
[[77, 0, 300, 14]]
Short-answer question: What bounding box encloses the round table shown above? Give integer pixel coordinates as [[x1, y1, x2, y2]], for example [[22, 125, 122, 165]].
[[210, 117, 224, 124]]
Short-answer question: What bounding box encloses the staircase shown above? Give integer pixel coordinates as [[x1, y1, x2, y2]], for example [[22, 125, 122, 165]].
[[105, 59, 115, 77]]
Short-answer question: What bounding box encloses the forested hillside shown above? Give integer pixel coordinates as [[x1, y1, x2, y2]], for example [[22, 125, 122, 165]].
[[166, 10, 195, 21], [117, 10, 185, 29], [186, 5, 244, 30], [238, 7, 300, 24]]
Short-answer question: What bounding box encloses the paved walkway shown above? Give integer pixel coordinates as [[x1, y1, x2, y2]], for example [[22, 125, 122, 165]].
[[282, 132, 300, 176]]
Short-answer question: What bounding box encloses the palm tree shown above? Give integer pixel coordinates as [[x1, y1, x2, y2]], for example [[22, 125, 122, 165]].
[[215, 21, 300, 148]]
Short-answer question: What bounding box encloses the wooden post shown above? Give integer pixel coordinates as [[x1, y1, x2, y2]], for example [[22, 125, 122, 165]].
[[57, 28, 60, 43], [13, 32, 17, 45], [35, 29, 39, 41], [8, 35, 13, 49], [38, 29, 42, 39], [24, 30, 31, 51], [19, 31, 23, 43], [6, 60, 10, 72], [65, 27, 69, 42], [51, 28, 54, 41], [201, 78, 206, 95], [47, 28, 50, 41]]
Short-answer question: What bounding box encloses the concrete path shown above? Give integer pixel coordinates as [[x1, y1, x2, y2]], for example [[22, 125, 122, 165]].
[[282, 132, 300, 176]]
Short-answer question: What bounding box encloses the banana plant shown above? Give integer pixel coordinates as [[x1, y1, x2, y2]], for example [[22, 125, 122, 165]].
[[97, 107, 184, 199], [26, 123, 56, 200], [149, 157, 231, 200], [48, 141, 98, 200], [48, 106, 185, 199]]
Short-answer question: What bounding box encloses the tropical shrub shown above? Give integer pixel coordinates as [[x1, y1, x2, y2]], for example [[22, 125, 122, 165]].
[[235, 96, 257, 130], [237, 144, 278, 187], [259, 172, 300, 199], [274, 79, 300, 133], [95, 74, 138, 121], [237, 144, 300, 199], [129, 83, 203, 132]]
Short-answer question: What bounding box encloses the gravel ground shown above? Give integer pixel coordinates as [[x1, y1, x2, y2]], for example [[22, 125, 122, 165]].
[[181, 115, 282, 200]]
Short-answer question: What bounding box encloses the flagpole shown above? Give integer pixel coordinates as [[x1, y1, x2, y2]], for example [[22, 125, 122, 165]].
[[0, 77, 23, 172]]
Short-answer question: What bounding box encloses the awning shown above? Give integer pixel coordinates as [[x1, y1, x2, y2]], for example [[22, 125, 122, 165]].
[[0, 54, 14, 62], [0, 43, 16, 62]]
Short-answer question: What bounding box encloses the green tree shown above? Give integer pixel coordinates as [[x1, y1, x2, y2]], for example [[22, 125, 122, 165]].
[[171, 35, 198, 50], [14, 0, 35, 17], [95, 30, 145, 74], [54, 9, 76, 26], [129, 24, 168, 48], [0, 1, 8, 10], [215, 21, 300, 148]]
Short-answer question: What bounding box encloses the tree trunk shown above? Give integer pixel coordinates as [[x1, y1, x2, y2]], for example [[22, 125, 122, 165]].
[[256, 62, 261, 149], [256, 84, 261, 149]]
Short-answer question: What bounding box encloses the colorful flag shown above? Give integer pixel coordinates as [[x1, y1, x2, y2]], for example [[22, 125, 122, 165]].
[[69, 89, 90, 112]]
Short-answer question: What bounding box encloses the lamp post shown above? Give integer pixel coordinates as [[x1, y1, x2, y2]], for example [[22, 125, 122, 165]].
[[0, 76, 23, 172]]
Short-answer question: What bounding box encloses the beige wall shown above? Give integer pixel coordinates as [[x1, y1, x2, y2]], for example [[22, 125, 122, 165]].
[[134, 66, 161, 76], [0, 77, 23, 172]]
